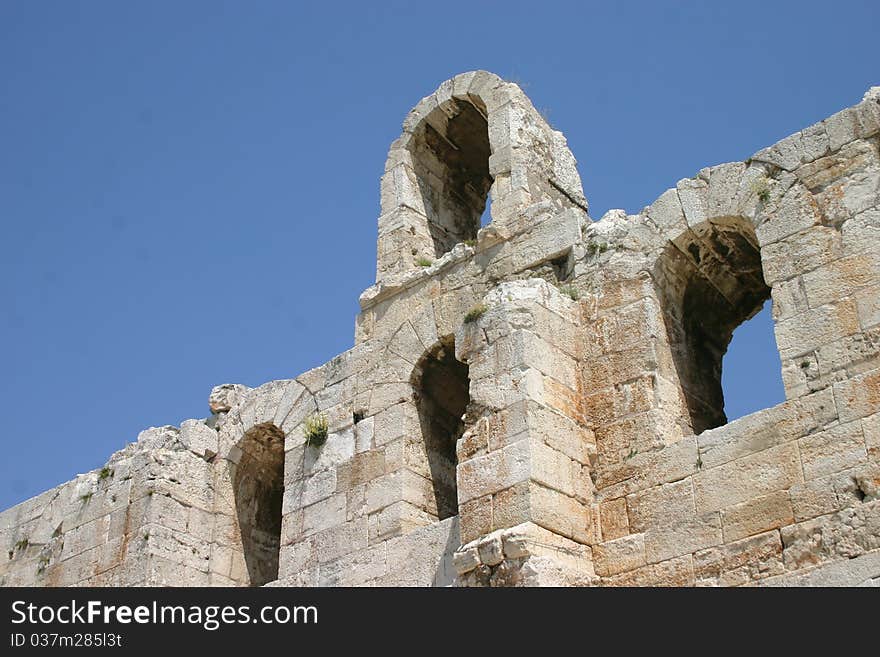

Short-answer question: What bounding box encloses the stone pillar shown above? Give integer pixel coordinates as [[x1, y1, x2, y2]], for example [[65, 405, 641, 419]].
[[452, 280, 597, 585]]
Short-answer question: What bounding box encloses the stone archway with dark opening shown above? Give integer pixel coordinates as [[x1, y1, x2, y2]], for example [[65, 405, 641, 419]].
[[232, 422, 285, 586], [412, 336, 470, 519], [655, 216, 774, 434], [408, 98, 493, 257]]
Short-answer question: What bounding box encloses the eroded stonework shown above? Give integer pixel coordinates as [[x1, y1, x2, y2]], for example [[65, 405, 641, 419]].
[[2, 72, 879, 587]]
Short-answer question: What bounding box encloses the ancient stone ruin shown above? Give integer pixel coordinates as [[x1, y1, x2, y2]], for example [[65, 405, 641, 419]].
[[2, 71, 879, 587]]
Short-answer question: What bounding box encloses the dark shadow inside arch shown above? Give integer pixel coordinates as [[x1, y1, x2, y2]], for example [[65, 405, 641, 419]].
[[233, 422, 285, 586], [655, 216, 774, 434], [409, 98, 493, 256], [412, 336, 470, 519]]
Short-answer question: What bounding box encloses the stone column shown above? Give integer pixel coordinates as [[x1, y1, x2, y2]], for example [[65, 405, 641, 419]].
[[452, 280, 597, 585]]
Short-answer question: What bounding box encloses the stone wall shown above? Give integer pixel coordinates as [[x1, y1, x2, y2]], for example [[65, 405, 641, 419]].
[[2, 72, 878, 587]]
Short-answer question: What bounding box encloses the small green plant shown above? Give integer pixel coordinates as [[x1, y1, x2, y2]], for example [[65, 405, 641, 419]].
[[624, 448, 638, 461], [751, 176, 771, 203], [800, 360, 811, 369], [143, 532, 150, 541], [98, 466, 114, 480], [416, 256, 433, 267], [303, 412, 329, 447], [147, 489, 154, 497], [14, 538, 29, 552], [696, 454, 703, 470], [558, 284, 580, 301], [586, 242, 609, 256], [463, 303, 488, 324], [79, 492, 93, 504], [464, 239, 477, 248]]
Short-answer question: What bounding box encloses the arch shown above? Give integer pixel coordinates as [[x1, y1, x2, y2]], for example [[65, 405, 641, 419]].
[[654, 215, 774, 434], [232, 422, 285, 586], [407, 95, 492, 256], [411, 336, 470, 519], [375, 71, 587, 280]]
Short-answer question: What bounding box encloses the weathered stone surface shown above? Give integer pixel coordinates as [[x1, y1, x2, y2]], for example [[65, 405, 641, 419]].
[[593, 534, 646, 576], [3, 74, 878, 588], [694, 531, 785, 587], [721, 491, 794, 543], [209, 383, 250, 414], [693, 443, 803, 514], [780, 500, 880, 570]]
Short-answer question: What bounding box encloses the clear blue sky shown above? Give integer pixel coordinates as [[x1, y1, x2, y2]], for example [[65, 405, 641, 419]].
[[1, 1, 877, 511]]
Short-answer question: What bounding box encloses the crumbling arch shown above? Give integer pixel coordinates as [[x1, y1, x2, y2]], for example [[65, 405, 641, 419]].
[[375, 71, 587, 280], [411, 336, 470, 519], [232, 422, 285, 586], [655, 216, 776, 434]]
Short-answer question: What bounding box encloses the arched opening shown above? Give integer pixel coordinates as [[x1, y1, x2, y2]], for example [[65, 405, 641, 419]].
[[656, 216, 778, 434], [412, 336, 470, 519], [408, 98, 493, 256], [721, 301, 785, 421], [232, 422, 285, 586]]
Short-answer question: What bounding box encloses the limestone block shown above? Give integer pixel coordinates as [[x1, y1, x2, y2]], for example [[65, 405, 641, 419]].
[[597, 436, 698, 499], [599, 497, 629, 542], [799, 421, 867, 480], [824, 107, 860, 151], [593, 534, 646, 577], [834, 368, 880, 423], [696, 388, 835, 469], [209, 384, 250, 414], [760, 225, 840, 285], [272, 380, 307, 426], [314, 516, 369, 564], [676, 177, 709, 227], [789, 474, 844, 522], [855, 287, 880, 330], [841, 207, 880, 258], [318, 542, 387, 586], [483, 209, 580, 280], [278, 539, 316, 577], [693, 442, 803, 514], [602, 554, 694, 587], [752, 131, 806, 171], [381, 517, 459, 586], [707, 162, 747, 219], [643, 512, 723, 565], [301, 493, 346, 537], [178, 419, 218, 459], [756, 183, 822, 245], [301, 427, 356, 474], [457, 439, 530, 505], [646, 187, 687, 235], [335, 450, 385, 492], [865, 413, 880, 462], [477, 534, 504, 566], [528, 482, 596, 544], [693, 530, 785, 587], [758, 549, 880, 587], [801, 252, 880, 309], [459, 494, 493, 544], [721, 490, 794, 542], [775, 297, 860, 360], [781, 500, 880, 570]]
